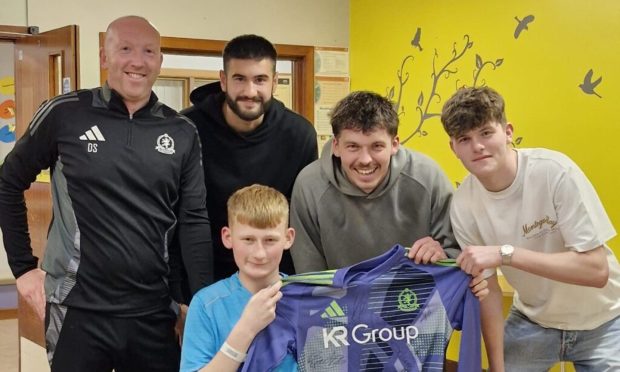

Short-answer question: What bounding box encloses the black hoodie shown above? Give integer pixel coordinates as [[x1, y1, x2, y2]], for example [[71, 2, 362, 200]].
[[181, 82, 318, 281]]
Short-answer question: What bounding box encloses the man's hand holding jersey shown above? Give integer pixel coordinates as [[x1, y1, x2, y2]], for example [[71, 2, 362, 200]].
[[407, 236, 489, 301], [456, 245, 502, 276], [407, 236, 447, 264]]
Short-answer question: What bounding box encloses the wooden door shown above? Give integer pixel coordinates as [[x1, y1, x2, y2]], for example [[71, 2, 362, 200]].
[[12, 25, 79, 351], [15, 25, 79, 136]]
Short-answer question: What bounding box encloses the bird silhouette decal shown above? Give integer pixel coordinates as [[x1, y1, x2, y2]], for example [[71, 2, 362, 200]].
[[514, 15, 535, 39], [579, 69, 603, 98], [411, 27, 423, 51]]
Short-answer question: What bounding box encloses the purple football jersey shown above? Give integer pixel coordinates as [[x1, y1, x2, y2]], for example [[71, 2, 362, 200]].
[[243, 245, 481, 372]]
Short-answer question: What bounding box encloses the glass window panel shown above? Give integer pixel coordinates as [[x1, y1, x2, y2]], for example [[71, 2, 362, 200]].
[[153, 78, 185, 111]]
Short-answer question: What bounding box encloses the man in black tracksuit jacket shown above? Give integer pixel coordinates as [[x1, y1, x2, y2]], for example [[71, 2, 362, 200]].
[[0, 16, 211, 371], [181, 35, 317, 284]]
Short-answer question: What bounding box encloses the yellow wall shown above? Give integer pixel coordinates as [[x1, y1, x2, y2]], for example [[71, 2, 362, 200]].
[[350, 0, 620, 256], [351, 2, 618, 370]]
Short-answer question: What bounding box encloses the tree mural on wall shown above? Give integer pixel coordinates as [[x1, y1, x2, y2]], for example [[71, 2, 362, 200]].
[[384, 23, 552, 150], [386, 32, 505, 144], [472, 54, 503, 88], [386, 15, 603, 149], [380, 12, 611, 192]]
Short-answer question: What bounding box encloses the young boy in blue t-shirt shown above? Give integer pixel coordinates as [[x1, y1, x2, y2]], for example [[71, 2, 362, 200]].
[[181, 184, 297, 371]]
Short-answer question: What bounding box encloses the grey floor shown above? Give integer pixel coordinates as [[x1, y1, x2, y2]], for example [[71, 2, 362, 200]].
[[0, 318, 18, 372]]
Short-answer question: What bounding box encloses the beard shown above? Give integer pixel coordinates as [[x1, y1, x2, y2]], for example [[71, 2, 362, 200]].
[[225, 92, 273, 122]]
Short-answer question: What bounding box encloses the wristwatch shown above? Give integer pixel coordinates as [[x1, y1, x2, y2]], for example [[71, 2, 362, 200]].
[[500, 244, 515, 266]]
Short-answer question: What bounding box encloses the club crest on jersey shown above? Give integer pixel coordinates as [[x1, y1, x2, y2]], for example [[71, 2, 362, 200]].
[[155, 133, 175, 155], [397, 288, 419, 312]]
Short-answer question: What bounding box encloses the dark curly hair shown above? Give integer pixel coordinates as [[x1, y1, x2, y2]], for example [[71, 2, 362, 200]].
[[330, 91, 398, 137]]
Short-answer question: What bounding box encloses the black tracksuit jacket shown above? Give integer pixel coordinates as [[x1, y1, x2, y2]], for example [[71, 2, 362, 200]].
[[0, 85, 212, 315]]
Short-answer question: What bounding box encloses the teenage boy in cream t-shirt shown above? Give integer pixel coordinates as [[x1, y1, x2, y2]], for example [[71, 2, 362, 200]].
[[442, 86, 620, 371]]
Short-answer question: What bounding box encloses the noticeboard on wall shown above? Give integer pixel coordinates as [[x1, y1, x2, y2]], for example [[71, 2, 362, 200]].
[[314, 47, 350, 154]]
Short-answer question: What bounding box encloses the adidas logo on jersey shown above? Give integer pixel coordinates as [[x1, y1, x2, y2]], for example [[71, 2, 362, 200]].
[[79, 126, 105, 141], [321, 300, 345, 319], [80, 125, 105, 153]]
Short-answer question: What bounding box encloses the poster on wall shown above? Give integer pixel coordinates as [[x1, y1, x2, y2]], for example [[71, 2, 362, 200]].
[[315, 47, 349, 77], [314, 47, 350, 154], [0, 41, 17, 282], [314, 77, 350, 134]]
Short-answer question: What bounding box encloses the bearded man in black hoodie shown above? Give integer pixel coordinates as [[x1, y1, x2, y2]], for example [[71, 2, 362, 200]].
[[181, 35, 317, 284]]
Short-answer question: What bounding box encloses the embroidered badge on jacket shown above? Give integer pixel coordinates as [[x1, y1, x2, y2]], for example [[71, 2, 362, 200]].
[[155, 133, 175, 154]]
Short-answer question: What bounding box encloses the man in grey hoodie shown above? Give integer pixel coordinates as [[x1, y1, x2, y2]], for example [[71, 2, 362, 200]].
[[290, 91, 459, 272]]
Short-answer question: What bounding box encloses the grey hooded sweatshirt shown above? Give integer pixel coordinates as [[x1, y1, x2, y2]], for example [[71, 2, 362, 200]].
[[290, 140, 459, 273]]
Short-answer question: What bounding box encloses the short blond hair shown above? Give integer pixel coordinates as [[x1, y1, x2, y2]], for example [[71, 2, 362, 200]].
[[227, 184, 289, 228]]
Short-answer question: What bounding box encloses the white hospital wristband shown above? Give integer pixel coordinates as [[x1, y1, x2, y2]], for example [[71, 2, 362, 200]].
[[220, 341, 247, 363]]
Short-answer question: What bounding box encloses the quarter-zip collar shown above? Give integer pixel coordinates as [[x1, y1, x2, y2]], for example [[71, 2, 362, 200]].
[[96, 82, 164, 119]]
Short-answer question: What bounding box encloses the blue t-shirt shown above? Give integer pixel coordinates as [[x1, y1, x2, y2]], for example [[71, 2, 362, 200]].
[[243, 245, 481, 372], [181, 272, 297, 372]]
